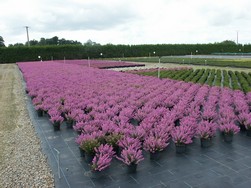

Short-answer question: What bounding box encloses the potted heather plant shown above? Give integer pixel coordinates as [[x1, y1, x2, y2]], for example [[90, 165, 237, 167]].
[[143, 126, 171, 160], [105, 133, 123, 154], [244, 116, 251, 137], [35, 105, 43, 117], [116, 146, 144, 173], [32, 97, 43, 117], [196, 121, 217, 148], [86, 144, 115, 179], [171, 125, 193, 154], [80, 138, 101, 163], [118, 137, 142, 150], [219, 123, 240, 143], [48, 108, 64, 131], [76, 134, 86, 157], [237, 112, 248, 131], [65, 112, 76, 129], [49, 115, 64, 131], [74, 122, 85, 135]]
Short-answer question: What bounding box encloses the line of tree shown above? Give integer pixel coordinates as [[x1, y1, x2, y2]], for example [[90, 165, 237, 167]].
[[1, 36, 251, 63], [7, 36, 84, 47]]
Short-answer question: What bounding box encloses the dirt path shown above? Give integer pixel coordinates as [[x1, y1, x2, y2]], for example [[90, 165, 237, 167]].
[[0, 64, 18, 162], [0, 64, 54, 187]]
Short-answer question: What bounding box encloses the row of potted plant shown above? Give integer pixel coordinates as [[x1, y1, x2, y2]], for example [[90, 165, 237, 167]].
[[18, 62, 251, 138], [17, 62, 251, 177], [76, 119, 242, 176]]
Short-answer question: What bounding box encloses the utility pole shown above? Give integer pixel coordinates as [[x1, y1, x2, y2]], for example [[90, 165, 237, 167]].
[[25, 26, 30, 47]]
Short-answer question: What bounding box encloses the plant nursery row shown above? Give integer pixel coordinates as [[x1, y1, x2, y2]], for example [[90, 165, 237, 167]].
[[18, 61, 251, 173], [130, 68, 251, 93]]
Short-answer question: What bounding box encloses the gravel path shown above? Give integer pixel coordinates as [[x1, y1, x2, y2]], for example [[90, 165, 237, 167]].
[[0, 64, 54, 188]]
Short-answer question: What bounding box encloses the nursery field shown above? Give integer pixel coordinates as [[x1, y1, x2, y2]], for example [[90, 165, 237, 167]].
[[16, 61, 251, 187], [19, 61, 251, 163], [131, 67, 251, 93], [119, 56, 251, 68]]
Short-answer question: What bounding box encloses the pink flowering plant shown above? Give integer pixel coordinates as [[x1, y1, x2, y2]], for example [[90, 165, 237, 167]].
[[243, 114, 251, 130], [118, 137, 142, 150], [143, 134, 170, 153], [91, 144, 115, 171], [171, 125, 193, 146], [116, 146, 144, 165], [196, 121, 217, 140], [219, 123, 240, 136], [143, 124, 171, 153], [48, 108, 64, 124], [49, 114, 64, 124]]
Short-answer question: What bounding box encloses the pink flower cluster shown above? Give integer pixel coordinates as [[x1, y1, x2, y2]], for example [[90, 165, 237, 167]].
[[91, 144, 115, 171], [171, 125, 193, 145], [219, 123, 240, 135], [117, 137, 144, 165]]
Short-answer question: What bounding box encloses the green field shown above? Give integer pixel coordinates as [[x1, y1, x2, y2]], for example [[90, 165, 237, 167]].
[[117, 56, 251, 68], [133, 68, 251, 93]]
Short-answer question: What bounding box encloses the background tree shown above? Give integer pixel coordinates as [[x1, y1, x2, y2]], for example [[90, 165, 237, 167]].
[[8, 43, 25, 47], [26, 39, 39, 46], [39, 38, 46, 45], [0, 36, 5, 47], [219, 40, 236, 45]]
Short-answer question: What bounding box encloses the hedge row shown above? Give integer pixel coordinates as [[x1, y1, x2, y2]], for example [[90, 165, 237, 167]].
[[1, 43, 251, 64]]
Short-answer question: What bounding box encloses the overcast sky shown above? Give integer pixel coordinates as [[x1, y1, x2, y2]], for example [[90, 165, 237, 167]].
[[1, 0, 251, 45]]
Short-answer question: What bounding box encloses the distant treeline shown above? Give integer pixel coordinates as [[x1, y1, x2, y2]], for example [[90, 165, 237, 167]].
[[1, 43, 251, 64]]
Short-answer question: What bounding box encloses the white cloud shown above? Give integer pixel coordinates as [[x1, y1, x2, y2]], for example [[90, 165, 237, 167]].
[[0, 0, 251, 45]]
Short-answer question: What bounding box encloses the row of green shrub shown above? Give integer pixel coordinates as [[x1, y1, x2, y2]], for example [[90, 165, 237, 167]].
[[235, 71, 251, 93], [206, 69, 216, 86], [136, 68, 251, 93], [223, 70, 230, 87], [1, 43, 251, 64]]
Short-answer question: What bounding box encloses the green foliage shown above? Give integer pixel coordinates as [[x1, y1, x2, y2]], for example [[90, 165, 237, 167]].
[[228, 71, 241, 90], [1, 43, 251, 64], [184, 69, 200, 82], [134, 68, 251, 93], [219, 40, 236, 45], [197, 69, 210, 84], [0, 36, 5, 47], [214, 70, 222, 87], [105, 133, 123, 147], [206, 69, 216, 86], [191, 69, 205, 83], [241, 72, 251, 86], [80, 139, 100, 155], [235, 71, 251, 93], [222, 70, 230, 88]]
